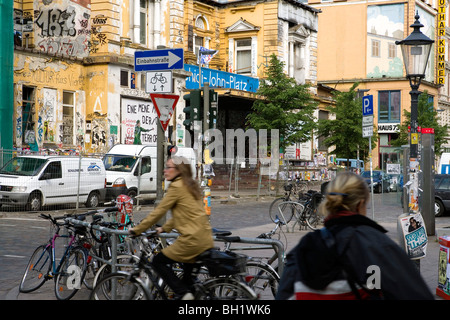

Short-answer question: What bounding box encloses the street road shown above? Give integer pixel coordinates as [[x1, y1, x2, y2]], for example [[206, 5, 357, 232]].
[[1, 192, 449, 300]]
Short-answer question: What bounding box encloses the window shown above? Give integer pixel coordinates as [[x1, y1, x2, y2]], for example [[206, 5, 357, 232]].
[[120, 70, 129, 87], [42, 161, 62, 179], [371, 40, 380, 57], [236, 39, 252, 74], [22, 86, 36, 145], [318, 110, 328, 151], [378, 90, 400, 122], [194, 36, 204, 58], [140, 0, 147, 45], [388, 43, 396, 59], [62, 91, 74, 145]]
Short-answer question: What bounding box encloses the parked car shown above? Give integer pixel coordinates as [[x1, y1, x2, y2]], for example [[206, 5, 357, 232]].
[[361, 170, 390, 193], [435, 174, 450, 217]]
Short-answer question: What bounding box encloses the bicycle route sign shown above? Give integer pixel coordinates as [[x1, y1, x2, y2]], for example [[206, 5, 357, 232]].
[[134, 48, 184, 72], [146, 71, 173, 93]]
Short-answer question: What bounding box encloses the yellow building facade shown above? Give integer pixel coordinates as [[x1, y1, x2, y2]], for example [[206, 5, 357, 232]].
[[13, 0, 323, 162], [308, 0, 441, 170]]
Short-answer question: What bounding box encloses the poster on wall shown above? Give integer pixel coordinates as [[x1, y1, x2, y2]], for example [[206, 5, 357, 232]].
[[121, 98, 158, 145], [399, 212, 428, 260]]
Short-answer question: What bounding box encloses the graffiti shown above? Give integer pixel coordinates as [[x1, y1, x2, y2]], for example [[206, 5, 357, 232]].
[[34, 4, 91, 58], [40, 88, 56, 143], [16, 116, 23, 142], [35, 7, 77, 37], [22, 69, 86, 87], [37, 116, 44, 143], [88, 25, 107, 54], [92, 16, 107, 25], [76, 111, 85, 147], [91, 118, 107, 152], [37, 36, 88, 57]]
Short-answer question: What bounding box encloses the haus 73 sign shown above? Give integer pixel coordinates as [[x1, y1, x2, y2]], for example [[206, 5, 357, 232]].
[[378, 123, 400, 133]]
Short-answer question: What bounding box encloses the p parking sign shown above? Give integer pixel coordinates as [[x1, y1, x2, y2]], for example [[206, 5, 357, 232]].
[[362, 95, 373, 116]]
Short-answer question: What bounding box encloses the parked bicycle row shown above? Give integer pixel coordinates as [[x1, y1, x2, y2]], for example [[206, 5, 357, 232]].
[[18, 195, 285, 300]]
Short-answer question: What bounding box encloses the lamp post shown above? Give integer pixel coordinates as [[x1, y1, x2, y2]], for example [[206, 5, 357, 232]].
[[395, 13, 434, 268], [396, 12, 434, 213]]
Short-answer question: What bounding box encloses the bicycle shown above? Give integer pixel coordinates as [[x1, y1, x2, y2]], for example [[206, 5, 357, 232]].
[[276, 191, 324, 231], [214, 218, 286, 299], [268, 180, 307, 223], [90, 231, 258, 300], [19, 213, 89, 300]]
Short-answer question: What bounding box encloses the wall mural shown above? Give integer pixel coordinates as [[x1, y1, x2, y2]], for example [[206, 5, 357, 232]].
[[366, 4, 404, 78]]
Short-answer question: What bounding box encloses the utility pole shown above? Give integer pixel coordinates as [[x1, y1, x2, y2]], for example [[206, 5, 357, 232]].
[[0, 2, 14, 151]]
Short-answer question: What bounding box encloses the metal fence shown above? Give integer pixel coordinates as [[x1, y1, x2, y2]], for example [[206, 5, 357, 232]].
[[0, 147, 336, 212]]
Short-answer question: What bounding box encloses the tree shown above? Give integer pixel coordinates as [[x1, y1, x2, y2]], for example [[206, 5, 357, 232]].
[[317, 83, 376, 168], [390, 91, 448, 156], [246, 54, 317, 152]]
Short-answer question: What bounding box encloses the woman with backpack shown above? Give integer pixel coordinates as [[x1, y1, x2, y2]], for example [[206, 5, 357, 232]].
[[276, 171, 434, 300]]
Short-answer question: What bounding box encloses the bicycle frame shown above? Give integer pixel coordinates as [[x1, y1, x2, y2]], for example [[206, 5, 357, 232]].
[[35, 226, 78, 280]]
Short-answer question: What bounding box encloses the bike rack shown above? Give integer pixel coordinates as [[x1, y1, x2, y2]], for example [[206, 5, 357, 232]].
[[66, 217, 286, 275], [213, 236, 285, 275]]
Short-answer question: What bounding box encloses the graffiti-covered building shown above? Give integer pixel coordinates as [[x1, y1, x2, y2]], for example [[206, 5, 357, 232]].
[[12, 0, 323, 162]]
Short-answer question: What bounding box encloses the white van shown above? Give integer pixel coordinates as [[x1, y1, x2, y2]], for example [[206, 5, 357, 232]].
[[103, 144, 196, 201], [439, 153, 450, 174], [0, 156, 106, 211]]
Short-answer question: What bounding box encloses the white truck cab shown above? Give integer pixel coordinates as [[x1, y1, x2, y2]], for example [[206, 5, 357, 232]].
[[103, 144, 196, 201]]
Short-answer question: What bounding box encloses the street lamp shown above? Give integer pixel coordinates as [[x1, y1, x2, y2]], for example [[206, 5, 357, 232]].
[[395, 12, 434, 268], [396, 12, 434, 160]]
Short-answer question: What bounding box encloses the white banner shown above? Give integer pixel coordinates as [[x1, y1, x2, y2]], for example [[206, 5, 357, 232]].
[[120, 98, 158, 145]]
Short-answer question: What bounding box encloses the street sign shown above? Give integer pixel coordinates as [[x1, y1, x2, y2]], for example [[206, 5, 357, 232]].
[[135, 48, 184, 72], [150, 93, 180, 131], [362, 95, 373, 116], [362, 115, 373, 126], [362, 125, 373, 138], [146, 71, 173, 93]]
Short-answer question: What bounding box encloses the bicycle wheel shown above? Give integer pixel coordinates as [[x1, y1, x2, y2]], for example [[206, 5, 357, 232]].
[[19, 245, 52, 293], [245, 261, 280, 299], [305, 207, 324, 231], [269, 198, 294, 223], [92, 254, 139, 288], [90, 271, 152, 300], [197, 277, 257, 300], [54, 246, 88, 300]]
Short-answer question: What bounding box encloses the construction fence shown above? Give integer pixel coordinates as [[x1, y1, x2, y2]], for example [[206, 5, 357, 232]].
[[0, 148, 337, 212]]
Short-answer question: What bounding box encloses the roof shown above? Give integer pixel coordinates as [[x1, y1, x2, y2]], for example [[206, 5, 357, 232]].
[[197, 0, 321, 13]]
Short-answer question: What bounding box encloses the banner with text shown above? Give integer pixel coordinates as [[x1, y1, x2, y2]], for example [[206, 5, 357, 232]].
[[121, 98, 158, 145]]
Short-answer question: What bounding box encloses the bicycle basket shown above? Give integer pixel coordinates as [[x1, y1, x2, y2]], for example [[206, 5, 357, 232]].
[[200, 249, 247, 276], [284, 183, 293, 192]]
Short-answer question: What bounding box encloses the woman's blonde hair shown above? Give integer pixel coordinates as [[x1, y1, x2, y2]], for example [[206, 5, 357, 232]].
[[170, 156, 202, 200], [319, 171, 369, 217]]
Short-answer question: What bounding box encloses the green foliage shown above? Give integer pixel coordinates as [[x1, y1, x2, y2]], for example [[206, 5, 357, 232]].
[[246, 54, 318, 151], [390, 91, 448, 156], [316, 83, 377, 163]]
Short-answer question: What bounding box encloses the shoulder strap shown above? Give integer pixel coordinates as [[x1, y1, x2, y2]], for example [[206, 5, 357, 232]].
[[319, 227, 365, 300]]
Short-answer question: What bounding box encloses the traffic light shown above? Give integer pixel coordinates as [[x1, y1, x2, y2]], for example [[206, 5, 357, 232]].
[[183, 89, 202, 130], [208, 89, 218, 129]]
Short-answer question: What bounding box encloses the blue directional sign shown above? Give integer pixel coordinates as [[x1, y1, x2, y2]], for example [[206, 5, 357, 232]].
[[134, 48, 184, 72], [362, 95, 373, 116]]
